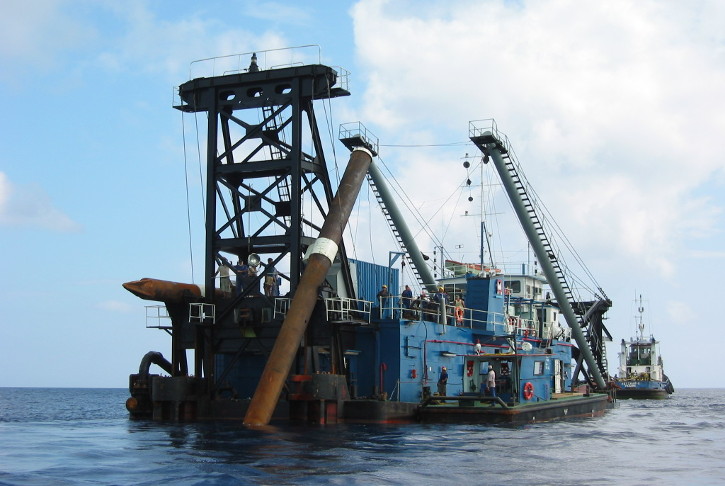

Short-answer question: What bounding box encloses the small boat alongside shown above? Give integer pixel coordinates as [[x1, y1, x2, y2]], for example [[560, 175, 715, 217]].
[[614, 296, 674, 399], [419, 388, 609, 425]]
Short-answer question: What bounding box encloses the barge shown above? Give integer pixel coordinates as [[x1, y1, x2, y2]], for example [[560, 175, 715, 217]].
[[123, 49, 615, 425]]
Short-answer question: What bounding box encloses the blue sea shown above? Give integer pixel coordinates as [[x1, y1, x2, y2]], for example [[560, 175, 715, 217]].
[[1, 388, 724, 485]]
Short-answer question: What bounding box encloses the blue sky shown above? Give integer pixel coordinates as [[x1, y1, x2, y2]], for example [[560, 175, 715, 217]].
[[2, 0, 724, 389]]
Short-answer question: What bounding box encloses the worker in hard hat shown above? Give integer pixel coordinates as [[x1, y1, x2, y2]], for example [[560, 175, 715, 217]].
[[377, 284, 390, 318], [433, 286, 449, 304]]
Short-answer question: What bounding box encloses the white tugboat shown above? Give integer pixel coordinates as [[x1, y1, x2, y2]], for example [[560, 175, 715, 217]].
[[614, 295, 674, 399]]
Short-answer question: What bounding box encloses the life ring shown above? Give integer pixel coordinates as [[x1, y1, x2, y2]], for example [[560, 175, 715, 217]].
[[523, 382, 534, 400]]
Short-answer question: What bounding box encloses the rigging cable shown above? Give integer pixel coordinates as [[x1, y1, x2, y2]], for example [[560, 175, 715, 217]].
[[380, 141, 470, 148], [377, 153, 467, 252], [181, 111, 195, 284], [194, 112, 206, 215], [370, 138, 604, 300], [321, 72, 362, 263], [502, 143, 600, 299]]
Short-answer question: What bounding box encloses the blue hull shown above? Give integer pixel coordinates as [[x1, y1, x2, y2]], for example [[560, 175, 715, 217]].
[[614, 379, 673, 399]]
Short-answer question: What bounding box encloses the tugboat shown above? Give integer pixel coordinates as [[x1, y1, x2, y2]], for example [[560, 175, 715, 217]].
[[122, 51, 616, 425], [614, 295, 674, 399]]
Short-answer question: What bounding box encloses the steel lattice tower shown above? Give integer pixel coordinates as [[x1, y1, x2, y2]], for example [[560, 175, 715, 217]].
[[175, 61, 355, 306]]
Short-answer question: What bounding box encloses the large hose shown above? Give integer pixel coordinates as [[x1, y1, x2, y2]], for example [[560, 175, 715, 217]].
[[138, 351, 173, 376]]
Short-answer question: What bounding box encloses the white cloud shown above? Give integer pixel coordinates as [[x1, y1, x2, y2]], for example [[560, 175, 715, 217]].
[[238, 1, 314, 26], [350, 0, 725, 279], [0, 172, 82, 232], [665, 300, 691, 326], [0, 0, 96, 81], [93, 2, 293, 83], [96, 300, 135, 313]]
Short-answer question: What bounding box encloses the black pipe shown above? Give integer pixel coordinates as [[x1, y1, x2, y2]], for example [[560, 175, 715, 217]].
[[138, 351, 173, 376]]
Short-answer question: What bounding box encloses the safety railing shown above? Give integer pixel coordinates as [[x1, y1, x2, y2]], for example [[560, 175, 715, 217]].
[[273, 297, 291, 320], [379, 295, 509, 329], [145, 305, 171, 329], [188, 45, 323, 80], [189, 303, 216, 324], [324, 297, 373, 324], [377, 294, 573, 342]]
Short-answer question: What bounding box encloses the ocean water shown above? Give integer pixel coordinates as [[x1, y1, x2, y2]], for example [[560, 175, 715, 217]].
[[0, 388, 723, 485]]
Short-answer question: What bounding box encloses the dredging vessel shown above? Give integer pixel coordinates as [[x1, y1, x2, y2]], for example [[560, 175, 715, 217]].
[[123, 49, 616, 425], [613, 295, 674, 399]]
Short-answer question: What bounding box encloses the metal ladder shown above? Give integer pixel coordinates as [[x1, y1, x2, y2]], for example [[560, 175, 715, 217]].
[[600, 345, 609, 377], [367, 174, 425, 288], [263, 104, 291, 225]]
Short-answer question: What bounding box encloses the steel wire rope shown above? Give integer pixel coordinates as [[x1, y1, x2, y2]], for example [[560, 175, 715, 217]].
[[432, 182, 466, 280], [478, 158, 506, 270], [479, 158, 519, 273], [374, 155, 433, 248], [504, 144, 600, 299], [440, 180, 465, 244], [483, 150, 540, 275], [349, 183, 363, 262], [367, 182, 376, 265], [373, 153, 470, 280], [193, 113, 206, 214], [379, 141, 470, 148], [493, 152, 575, 286], [514, 164, 600, 298], [320, 71, 363, 265], [181, 111, 196, 283], [371, 154, 433, 273], [374, 154, 433, 240], [372, 136, 604, 301], [463, 157, 504, 270], [376, 153, 468, 257]]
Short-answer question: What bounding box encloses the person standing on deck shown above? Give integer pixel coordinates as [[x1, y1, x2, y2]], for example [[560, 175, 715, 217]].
[[264, 258, 278, 297], [216, 260, 232, 293], [454, 296, 464, 325], [233, 259, 249, 295], [433, 286, 449, 305], [377, 284, 390, 298], [401, 285, 413, 309], [438, 366, 448, 397], [486, 365, 497, 398], [377, 284, 390, 318]]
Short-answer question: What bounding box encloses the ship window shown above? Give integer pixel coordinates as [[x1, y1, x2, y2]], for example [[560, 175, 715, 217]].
[[526, 285, 532, 296], [507, 281, 521, 293], [534, 361, 544, 375]]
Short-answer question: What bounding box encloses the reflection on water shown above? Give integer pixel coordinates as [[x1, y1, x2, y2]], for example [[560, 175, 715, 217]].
[[1, 388, 725, 485]]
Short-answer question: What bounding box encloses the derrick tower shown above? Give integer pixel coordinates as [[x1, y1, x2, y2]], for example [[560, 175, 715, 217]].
[[175, 54, 355, 308]]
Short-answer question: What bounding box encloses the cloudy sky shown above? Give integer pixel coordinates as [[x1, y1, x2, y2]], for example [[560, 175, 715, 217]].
[[1, 0, 723, 389]]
